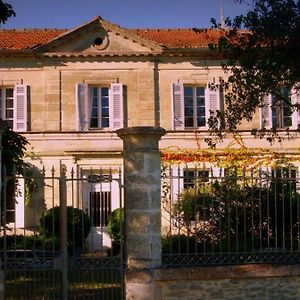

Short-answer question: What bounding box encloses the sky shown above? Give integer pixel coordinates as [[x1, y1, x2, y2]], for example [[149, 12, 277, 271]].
[[1, 0, 251, 30]]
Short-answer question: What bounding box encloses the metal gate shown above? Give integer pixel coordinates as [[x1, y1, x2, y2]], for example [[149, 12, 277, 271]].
[[0, 165, 124, 299]]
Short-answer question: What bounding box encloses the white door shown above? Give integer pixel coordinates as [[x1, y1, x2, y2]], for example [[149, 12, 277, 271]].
[[83, 173, 120, 252]]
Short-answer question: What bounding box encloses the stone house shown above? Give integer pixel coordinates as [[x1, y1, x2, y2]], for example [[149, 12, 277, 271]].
[[1, 16, 300, 250]]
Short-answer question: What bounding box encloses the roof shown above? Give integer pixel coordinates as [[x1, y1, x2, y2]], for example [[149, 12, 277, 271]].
[[134, 28, 222, 48], [0, 29, 68, 50], [0, 17, 223, 53]]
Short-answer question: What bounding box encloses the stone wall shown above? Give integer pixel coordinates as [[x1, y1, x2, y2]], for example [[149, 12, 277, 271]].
[[152, 264, 300, 300]]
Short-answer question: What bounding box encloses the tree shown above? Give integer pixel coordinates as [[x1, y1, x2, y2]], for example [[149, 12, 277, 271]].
[[207, 0, 300, 146], [0, 0, 15, 25], [1, 122, 29, 226], [2, 123, 29, 174]]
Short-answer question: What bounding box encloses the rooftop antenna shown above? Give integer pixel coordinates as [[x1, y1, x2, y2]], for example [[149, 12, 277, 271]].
[[220, 0, 226, 28]]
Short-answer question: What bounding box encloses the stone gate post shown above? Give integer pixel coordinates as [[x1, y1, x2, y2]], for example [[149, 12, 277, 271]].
[[116, 126, 166, 300]]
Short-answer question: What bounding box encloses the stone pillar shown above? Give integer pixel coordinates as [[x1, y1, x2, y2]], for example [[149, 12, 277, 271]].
[[117, 126, 165, 300]]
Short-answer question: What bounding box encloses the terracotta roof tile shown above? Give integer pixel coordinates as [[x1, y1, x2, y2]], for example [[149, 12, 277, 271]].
[[0, 27, 222, 50], [134, 28, 222, 48], [0, 29, 67, 50]]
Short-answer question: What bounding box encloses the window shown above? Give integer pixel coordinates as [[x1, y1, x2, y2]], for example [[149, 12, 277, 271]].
[[90, 86, 110, 129], [0, 84, 28, 132], [183, 169, 209, 189], [260, 88, 300, 129], [172, 83, 220, 130], [271, 88, 292, 128], [184, 86, 206, 128], [271, 167, 298, 192], [76, 83, 124, 131], [90, 191, 111, 227]]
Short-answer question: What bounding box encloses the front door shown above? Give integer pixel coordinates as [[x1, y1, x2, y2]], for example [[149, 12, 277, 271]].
[[83, 171, 120, 252]]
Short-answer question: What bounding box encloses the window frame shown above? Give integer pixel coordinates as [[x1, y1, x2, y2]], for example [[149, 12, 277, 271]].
[[76, 82, 124, 132], [260, 87, 300, 130], [172, 82, 220, 131], [89, 85, 110, 130]]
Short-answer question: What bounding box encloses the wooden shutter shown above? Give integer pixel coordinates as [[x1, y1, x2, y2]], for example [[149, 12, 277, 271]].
[[76, 83, 89, 131], [205, 84, 220, 128], [172, 83, 184, 130], [260, 94, 272, 129], [109, 83, 124, 130], [15, 177, 25, 228], [13, 84, 28, 132], [291, 88, 300, 129]]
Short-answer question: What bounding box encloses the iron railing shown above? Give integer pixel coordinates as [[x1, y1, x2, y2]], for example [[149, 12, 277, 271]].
[[0, 165, 124, 300], [161, 164, 300, 266]]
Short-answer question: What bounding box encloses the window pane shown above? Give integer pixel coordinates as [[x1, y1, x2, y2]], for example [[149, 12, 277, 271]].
[[91, 107, 98, 118], [102, 97, 109, 107], [185, 107, 193, 117], [102, 107, 109, 118], [283, 107, 292, 117], [197, 117, 206, 127], [184, 87, 193, 97], [6, 88, 13, 98], [102, 118, 109, 128], [197, 97, 205, 107], [101, 87, 109, 97], [6, 110, 13, 119], [283, 117, 292, 127], [197, 107, 206, 117], [6, 120, 13, 128], [92, 96, 98, 107], [184, 97, 193, 107], [185, 117, 194, 127], [90, 118, 98, 128], [6, 98, 13, 108], [196, 87, 205, 97]]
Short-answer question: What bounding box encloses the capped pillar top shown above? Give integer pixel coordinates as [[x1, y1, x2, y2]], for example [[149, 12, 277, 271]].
[[116, 126, 166, 151]]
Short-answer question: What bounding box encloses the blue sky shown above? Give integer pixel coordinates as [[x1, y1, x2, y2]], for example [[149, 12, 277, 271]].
[[1, 0, 250, 29]]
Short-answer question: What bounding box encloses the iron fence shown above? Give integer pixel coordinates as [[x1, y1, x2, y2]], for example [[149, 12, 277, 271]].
[[0, 165, 124, 300], [161, 164, 300, 266]]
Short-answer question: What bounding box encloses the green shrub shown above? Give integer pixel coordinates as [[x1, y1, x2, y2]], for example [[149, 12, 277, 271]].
[[162, 234, 204, 254], [107, 208, 123, 244], [107, 208, 123, 256], [39, 206, 91, 253]]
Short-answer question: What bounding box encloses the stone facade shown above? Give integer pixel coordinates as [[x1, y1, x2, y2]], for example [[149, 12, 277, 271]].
[[154, 264, 300, 300]]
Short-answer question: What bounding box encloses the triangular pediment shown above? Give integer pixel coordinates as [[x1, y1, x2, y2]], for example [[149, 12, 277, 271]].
[[35, 16, 162, 56]]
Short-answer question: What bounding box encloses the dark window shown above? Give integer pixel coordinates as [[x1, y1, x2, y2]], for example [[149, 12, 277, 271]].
[[89, 191, 111, 227], [183, 169, 209, 189]]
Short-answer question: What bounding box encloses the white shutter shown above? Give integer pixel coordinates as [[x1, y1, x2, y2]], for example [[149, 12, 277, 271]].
[[15, 177, 25, 228], [76, 83, 89, 131], [172, 83, 184, 130], [13, 84, 28, 132], [291, 88, 300, 130], [260, 94, 272, 129], [205, 84, 220, 128], [109, 83, 124, 130]]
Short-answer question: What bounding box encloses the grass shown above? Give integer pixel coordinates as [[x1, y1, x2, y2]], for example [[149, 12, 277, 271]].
[[4, 262, 123, 300]]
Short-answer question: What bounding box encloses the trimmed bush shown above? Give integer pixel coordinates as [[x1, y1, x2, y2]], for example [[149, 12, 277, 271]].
[[107, 208, 123, 256], [39, 206, 91, 253]]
